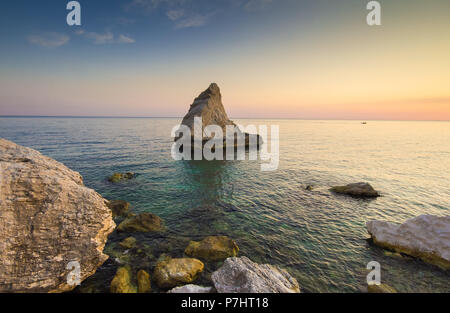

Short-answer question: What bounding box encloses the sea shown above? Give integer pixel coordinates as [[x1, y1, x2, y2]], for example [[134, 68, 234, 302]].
[[0, 117, 449, 292]]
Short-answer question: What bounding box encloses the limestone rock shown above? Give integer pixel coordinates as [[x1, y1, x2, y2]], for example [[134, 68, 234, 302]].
[[154, 257, 204, 289], [367, 283, 397, 293], [117, 212, 164, 233], [185, 236, 239, 261], [137, 269, 151, 293], [110, 266, 137, 293], [0, 138, 115, 293], [211, 256, 300, 293], [107, 200, 130, 218], [167, 284, 214, 293], [367, 215, 450, 269], [119, 237, 137, 249], [108, 172, 136, 183], [330, 182, 380, 197], [177, 83, 262, 148]]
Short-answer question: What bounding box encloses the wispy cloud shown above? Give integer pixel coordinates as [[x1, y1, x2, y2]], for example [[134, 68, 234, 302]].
[[27, 32, 70, 48], [166, 9, 184, 21], [174, 12, 214, 29], [76, 30, 135, 44]]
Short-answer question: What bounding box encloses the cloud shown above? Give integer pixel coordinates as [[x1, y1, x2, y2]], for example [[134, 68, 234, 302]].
[[166, 9, 184, 21], [174, 13, 213, 29], [76, 31, 136, 44], [27, 32, 70, 48]]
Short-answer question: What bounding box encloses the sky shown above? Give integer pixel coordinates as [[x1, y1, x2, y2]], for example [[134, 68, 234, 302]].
[[0, 0, 449, 120]]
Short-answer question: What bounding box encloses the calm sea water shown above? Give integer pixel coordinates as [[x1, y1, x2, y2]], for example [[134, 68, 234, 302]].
[[1, 117, 449, 293]]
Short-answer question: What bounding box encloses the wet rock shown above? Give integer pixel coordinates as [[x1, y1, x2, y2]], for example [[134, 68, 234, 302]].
[[305, 185, 314, 191], [154, 257, 204, 289], [184, 236, 239, 261], [0, 138, 115, 293], [108, 172, 136, 183], [367, 215, 450, 270], [367, 283, 397, 293], [117, 212, 164, 233], [167, 284, 214, 293], [211, 256, 300, 293], [119, 237, 137, 249], [110, 266, 137, 293], [137, 270, 151, 293], [107, 200, 130, 218], [330, 182, 380, 197]]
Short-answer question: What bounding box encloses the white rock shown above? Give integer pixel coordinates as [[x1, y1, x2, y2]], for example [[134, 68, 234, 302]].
[[211, 256, 300, 293], [167, 284, 214, 293], [0, 138, 115, 292], [367, 215, 450, 269]]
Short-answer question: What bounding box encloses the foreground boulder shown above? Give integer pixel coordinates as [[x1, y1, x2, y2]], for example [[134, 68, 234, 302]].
[[0, 138, 115, 292], [211, 256, 300, 293], [367, 215, 450, 269], [110, 266, 137, 293], [117, 212, 164, 232], [137, 269, 151, 293], [168, 284, 214, 293], [184, 236, 239, 261], [176, 83, 262, 149], [330, 182, 380, 198], [154, 257, 204, 289]]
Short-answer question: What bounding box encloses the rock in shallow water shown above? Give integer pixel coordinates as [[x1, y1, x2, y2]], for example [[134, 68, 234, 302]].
[[117, 212, 164, 232], [330, 182, 380, 198], [211, 256, 300, 293], [108, 172, 136, 183], [107, 200, 130, 218], [110, 266, 137, 293], [167, 284, 214, 293], [367, 215, 450, 270], [367, 283, 397, 293], [0, 138, 115, 293], [137, 269, 151, 293], [184, 236, 239, 261], [154, 257, 204, 289]]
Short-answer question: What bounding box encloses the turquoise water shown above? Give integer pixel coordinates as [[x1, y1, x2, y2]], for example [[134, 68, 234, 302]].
[[1, 117, 449, 292]]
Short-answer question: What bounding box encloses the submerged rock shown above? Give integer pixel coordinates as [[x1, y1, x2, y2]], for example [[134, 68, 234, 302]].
[[119, 237, 137, 249], [176, 83, 263, 148], [110, 266, 137, 293], [0, 138, 115, 293], [108, 172, 136, 183], [367, 283, 397, 293], [107, 200, 130, 218], [154, 257, 204, 289], [367, 215, 450, 270], [137, 269, 151, 293], [184, 236, 239, 261], [167, 284, 214, 293], [117, 212, 164, 233], [330, 182, 380, 198], [211, 256, 300, 293]]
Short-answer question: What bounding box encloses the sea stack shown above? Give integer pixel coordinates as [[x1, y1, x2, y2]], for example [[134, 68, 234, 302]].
[[0, 138, 115, 292], [176, 83, 263, 149]]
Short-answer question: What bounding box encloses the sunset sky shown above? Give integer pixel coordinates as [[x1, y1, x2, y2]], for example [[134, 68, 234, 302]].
[[0, 0, 449, 120]]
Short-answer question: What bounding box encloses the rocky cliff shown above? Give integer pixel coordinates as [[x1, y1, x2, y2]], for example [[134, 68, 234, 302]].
[[0, 138, 115, 292]]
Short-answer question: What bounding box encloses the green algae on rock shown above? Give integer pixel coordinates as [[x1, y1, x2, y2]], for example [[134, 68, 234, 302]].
[[367, 283, 397, 293], [119, 236, 137, 249], [154, 257, 204, 289], [117, 212, 164, 233], [108, 172, 136, 183], [184, 236, 239, 261], [107, 200, 130, 218], [137, 270, 151, 293], [110, 266, 137, 293]]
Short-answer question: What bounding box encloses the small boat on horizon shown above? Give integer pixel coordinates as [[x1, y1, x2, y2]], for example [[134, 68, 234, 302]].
[[361, 122, 367, 124]]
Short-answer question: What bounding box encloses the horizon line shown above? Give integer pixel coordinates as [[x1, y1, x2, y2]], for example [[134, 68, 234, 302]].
[[0, 115, 449, 122]]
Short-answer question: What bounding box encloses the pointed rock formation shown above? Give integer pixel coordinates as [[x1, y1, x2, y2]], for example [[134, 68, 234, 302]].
[[177, 83, 262, 148], [0, 138, 115, 292]]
